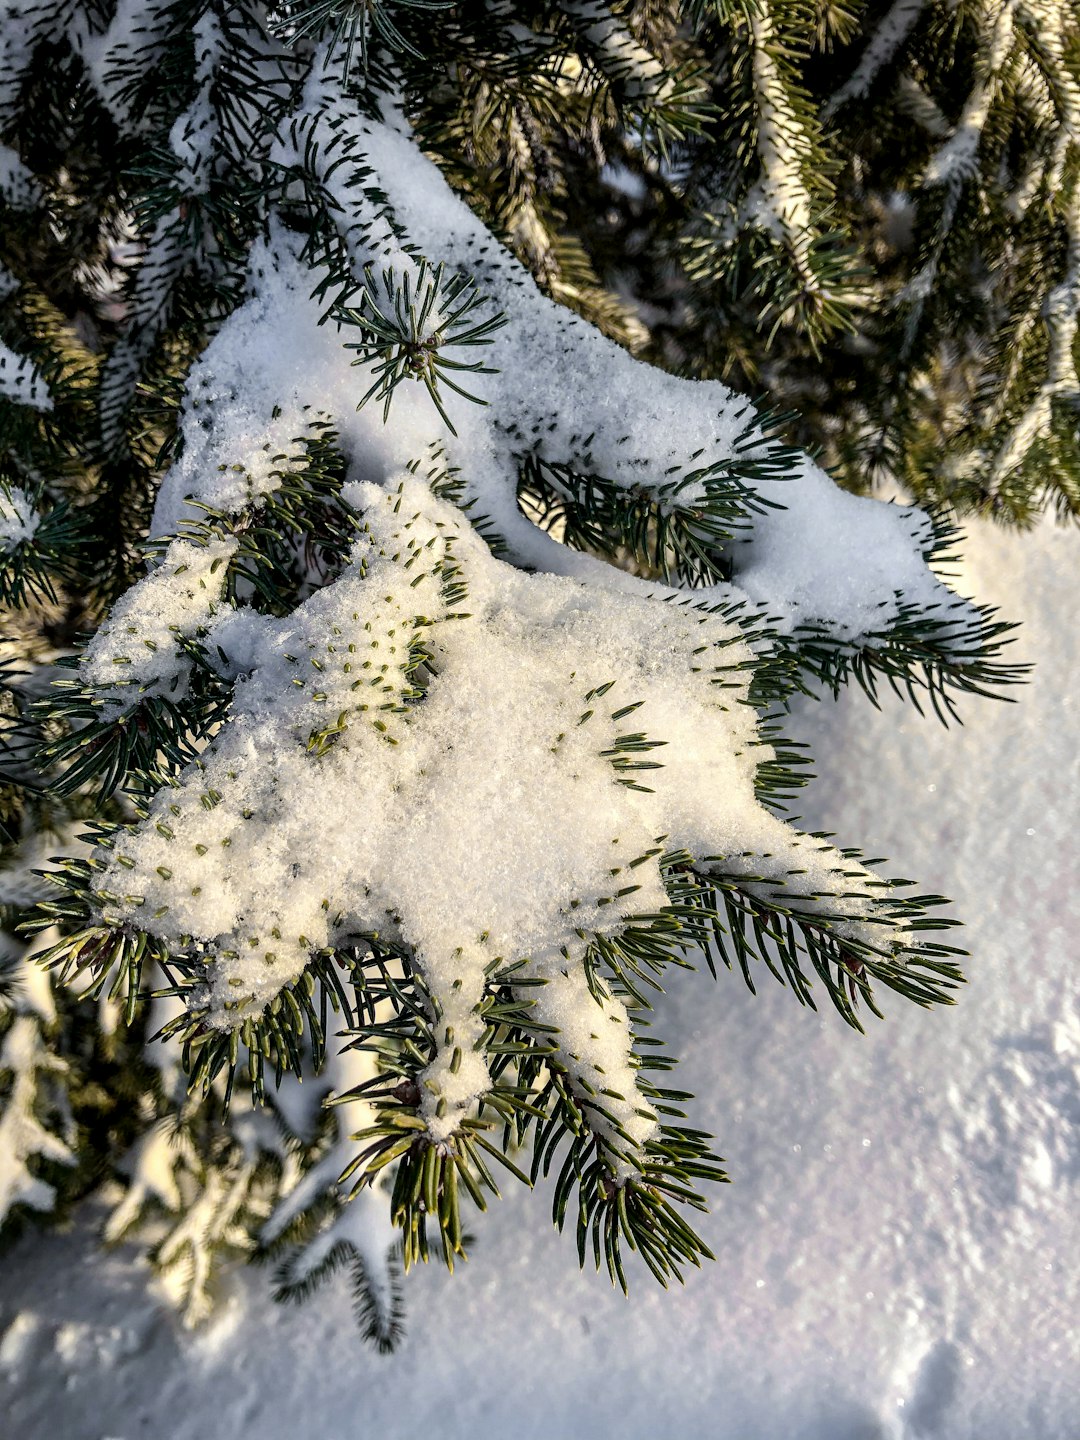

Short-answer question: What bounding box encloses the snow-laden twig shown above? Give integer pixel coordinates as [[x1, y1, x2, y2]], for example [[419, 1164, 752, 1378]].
[[988, 194, 1080, 491], [565, 0, 677, 108], [0, 936, 75, 1221], [924, 2, 1017, 188], [744, 3, 813, 255], [823, 0, 925, 119], [0, 344, 52, 413]]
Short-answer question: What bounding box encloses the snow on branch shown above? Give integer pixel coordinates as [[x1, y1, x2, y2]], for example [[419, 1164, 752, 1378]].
[[924, 2, 1017, 188], [0, 937, 75, 1221], [823, 0, 925, 119], [0, 341, 52, 413], [745, 2, 814, 248], [987, 193, 1080, 492], [28, 38, 1013, 1286], [145, 79, 975, 653]]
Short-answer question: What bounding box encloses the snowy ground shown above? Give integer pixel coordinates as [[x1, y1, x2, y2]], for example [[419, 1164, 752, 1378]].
[[1, 515, 1077, 1439]]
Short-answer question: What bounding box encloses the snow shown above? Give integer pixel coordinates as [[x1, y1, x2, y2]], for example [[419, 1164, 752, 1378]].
[[924, 4, 1016, 188], [2, 513, 1075, 1438], [0, 344, 51, 413], [746, 5, 814, 245], [72, 0, 172, 129], [0, 141, 37, 208], [824, 0, 926, 118], [0, 1015, 75, 1216], [100, 475, 905, 1154], [99, 86, 1001, 1168], [3, 14, 1073, 1424], [0, 486, 40, 549], [90, 81, 988, 1168], [79, 536, 237, 703], [166, 11, 222, 195], [262, 1045, 398, 1309], [566, 1, 677, 106], [152, 95, 969, 645]]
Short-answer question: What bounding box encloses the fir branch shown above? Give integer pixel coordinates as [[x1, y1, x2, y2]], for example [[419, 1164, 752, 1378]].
[[335, 261, 506, 435]]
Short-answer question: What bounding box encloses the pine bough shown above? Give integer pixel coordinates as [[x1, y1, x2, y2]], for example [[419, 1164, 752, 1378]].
[[0, 3, 1025, 1348]]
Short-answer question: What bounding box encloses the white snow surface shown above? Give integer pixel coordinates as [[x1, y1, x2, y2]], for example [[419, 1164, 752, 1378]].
[[2, 515, 1076, 1438]]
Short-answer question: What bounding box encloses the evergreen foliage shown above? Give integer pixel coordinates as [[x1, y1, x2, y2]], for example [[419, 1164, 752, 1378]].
[[1, 0, 1062, 1348]]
